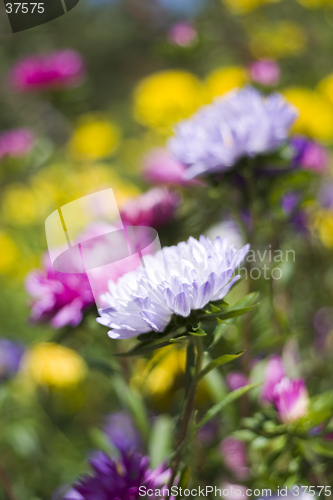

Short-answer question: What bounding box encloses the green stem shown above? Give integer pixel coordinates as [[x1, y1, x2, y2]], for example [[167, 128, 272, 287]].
[[0, 464, 17, 500], [167, 337, 204, 497]]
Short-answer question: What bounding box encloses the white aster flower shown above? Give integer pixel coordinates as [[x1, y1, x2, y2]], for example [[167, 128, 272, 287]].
[[97, 236, 249, 339]]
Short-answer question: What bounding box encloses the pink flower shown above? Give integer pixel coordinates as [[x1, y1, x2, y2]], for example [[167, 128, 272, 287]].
[[220, 437, 249, 480], [0, 128, 34, 159], [8, 50, 85, 92], [167, 21, 198, 47], [26, 255, 94, 329], [274, 377, 309, 424], [226, 371, 248, 391], [120, 187, 180, 228], [143, 148, 190, 185], [220, 483, 247, 499], [249, 59, 280, 87], [300, 142, 329, 173], [261, 355, 285, 403]]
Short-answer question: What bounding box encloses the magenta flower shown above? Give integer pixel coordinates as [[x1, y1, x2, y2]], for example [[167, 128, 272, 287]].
[[220, 437, 249, 480], [226, 371, 248, 391], [167, 21, 198, 47], [26, 255, 94, 329], [8, 50, 85, 92], [120, 187, 180, 228], [0, 128, 34, 160], [260, 355, 285, 403], [143, 148, 191, 185], [249, 59, 280, 87], [274, 377, 309, 424], [291, 135, 329, 173]]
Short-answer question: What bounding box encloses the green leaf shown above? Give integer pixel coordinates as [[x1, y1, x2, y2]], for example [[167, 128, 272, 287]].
[[309, 439, 333, 458], [148, 415, 173, 468], [189, 328, 207, 337], [197, 383, 260, 429], [115, 328, 186, 356], [197, 351, 244, 382]]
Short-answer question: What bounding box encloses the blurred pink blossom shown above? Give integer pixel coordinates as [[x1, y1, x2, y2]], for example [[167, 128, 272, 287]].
[[249, 59, 280, 87], [0, 128, 34, 159], [226, 371, 248, 391], [220, 483, 247, 499], [167, 21, 198, 47], [274, 377, 309, 424], [220, 437, 249, 480], [143, 148, 190, 185], [8, 50, 85, 92], [260, 355, 285, 403]]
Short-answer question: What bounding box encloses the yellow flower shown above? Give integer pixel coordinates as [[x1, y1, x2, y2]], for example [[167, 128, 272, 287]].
[[249, 21, 306, 59], [205, 66, 248, 101], [1, 183, 40, 225], [69, 115, 121, 160], [23, 343, 87, 389], [317, 73, 333, 107], [222, 0, 280, 14], [133, 70, 204, 130], [0, 232, 18, 274], [310, 209, 333, 248], [283, 87, 333, 142]]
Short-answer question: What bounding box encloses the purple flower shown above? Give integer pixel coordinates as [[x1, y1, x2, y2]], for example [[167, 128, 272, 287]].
[[0, 339, 24, 381], [260, 355, 285, 403], [249, 59, 280, 87], [167, 21, 197, 47], [169, 87, 297, 178], [26, 255, 94, 329], [274, 377, 309, 424], [8, 50, 85, 92], [291, 135, 329, 173], [120, 187, 180, 228], [319, 182, 333, 210], [220, 437, 249, 480], [62, 452, 170, 500], [104, 412, 142, 453], [143, 148, 191, 185], [98, 236, 249, 339], [226, 371, 249, 391], [0, 128, 34, 160]]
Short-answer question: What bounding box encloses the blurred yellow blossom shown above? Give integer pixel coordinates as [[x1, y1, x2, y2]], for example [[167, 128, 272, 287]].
[[310, 209, 333, 248], [205, 66, 248, 100], [317, 73, 333, 107], [249, 21, 306, 59], [1, 183, 40, 225], [0, 232, 18, 274], [69, 115, 121, 160], [222, 0, 280, 14], [133, 70, 204, 130], [23, 343, 87, 389], [283, 87, 333, 142]]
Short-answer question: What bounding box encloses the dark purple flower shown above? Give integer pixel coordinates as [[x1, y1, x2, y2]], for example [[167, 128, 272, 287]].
[[249, 59, 280, 87], [0, 339, 24, 381], [169, 87, 297, 178], [62, 452, 170, 500], [0, 128, 34, 160], [8, 50, 85, 92], [26, 255, 94, 329], [104, 412, 142, 453], [291, 135, 329, 173]]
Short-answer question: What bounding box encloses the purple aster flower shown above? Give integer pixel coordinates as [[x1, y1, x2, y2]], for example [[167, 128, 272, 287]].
[[249, 59, 280, 87], [98, 236, 249, 339], [0, 128, 34, 160], [260, 355, 285, 403], [62, 452, 170, 500], [291, 135, 329, 173], [220, 437, 249, 480], [169, 87, 297, 179], [0, 339, 24, 381], [167, 21, 198, 47], [26, 255, 94, 329], [120, 187, 180, 229], [8, 50, 85, 92], [104, 412, 142, 453], [274, 377, 309, 424], [226, 371, 248, 391]]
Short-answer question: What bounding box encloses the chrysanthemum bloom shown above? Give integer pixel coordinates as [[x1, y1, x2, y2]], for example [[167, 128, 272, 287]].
[[220, 437, 249, 480], [226, 371, 249, 391], [274, 377, 309, 424], [169, 87, 297, 179], [260, 355, 285, 403], [0, 128, 34, 160], [104, 412, 142, 453], [120, 187, 180, 228], [26, 255, 94, 328], [98, 236, 249, 339], [62, 452, 170, 500], [167, 21, 197, 47], [22, 343, 86, 389], [0, 339, 24, 381], [8, 50, 85, 92], [143, 148, 190, 185], [291, 135, 329, 173], [205, 66, 248, 101], [249, 59, 280, 87]]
